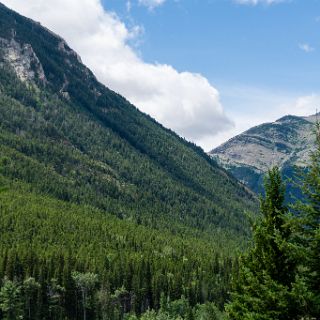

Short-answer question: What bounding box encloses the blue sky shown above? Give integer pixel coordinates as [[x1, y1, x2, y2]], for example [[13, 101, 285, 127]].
[[4, 0, 320, 150], [102, 0, 320, 148], [104, 0, 320, 92]]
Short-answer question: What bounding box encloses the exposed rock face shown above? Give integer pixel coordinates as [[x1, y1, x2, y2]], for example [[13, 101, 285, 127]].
[[0, 27, 99, 100], [210, 115, 317, 194], [58, 40, 82, 64], [0, 37, 46, 84]]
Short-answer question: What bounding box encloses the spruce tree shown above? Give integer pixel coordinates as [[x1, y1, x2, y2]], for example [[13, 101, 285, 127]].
[[48, 278, 66, 320], [293, 122, 320, 317], [225, 167, 303, 319], [23, 277, 40, 320], [72, 271, 98, 320], [0, 277, 23, 320]]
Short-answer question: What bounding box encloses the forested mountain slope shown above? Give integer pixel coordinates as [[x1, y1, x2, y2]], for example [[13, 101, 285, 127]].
[[0, 2, 256, 237], [210, 115, 316, 195], [0, 3, 257, 317], [0, 178, 234, 318]]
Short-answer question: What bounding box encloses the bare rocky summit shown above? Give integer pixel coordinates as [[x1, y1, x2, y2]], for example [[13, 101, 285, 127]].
[[210, 114, 317, 194]]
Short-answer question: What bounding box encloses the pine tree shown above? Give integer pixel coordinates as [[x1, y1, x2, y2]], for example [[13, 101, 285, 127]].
[[292, 122, 320, 317], [225, 167, 303, 319], [23, 277, 40, 320], [95, 286, 112, 320], [72, 271, 98, 320], [0, 277, 23, 320], [48, 278, 66, 320]]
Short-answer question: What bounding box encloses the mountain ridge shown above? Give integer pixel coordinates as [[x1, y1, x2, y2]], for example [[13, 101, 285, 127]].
[[0, 3, 261, 316], [210, 114, 316, 194], [0, 2, 257, 241]]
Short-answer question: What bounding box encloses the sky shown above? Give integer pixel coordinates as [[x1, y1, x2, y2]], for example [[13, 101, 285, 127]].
[[2, 0, 320, 150]]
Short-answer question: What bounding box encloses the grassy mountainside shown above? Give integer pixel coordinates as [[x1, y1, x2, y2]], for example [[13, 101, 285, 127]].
[[210, 115, 316, 196], [0, 3, 257, 317]]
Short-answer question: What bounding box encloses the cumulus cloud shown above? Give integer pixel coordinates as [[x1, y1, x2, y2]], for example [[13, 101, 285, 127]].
[[2, 0, 232, 148], [284, 94, 320, 116], [209, 85, 320, 149], [299, 43, 315, 53], [235, 0, 286, 5], [138, 0, 166, 10]]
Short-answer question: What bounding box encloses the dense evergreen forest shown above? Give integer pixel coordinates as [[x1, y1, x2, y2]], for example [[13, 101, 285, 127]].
[[0, 3, 256, 238], [0, 3, 258, 319], [0, 178, 234, 319], [1, 150, 320, 319], [0, 3, 319, 319]]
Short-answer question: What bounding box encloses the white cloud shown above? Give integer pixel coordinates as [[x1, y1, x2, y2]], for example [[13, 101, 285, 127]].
[[299, 43, 315, 53], [284, 94, 320, 116], [209, 85, 293, 148], [209, 85, 320, 149], [126, 1, 132, 12], [235, 0, 286, 5], [138, 0, 166, 10], [2, 0, 232, 149]]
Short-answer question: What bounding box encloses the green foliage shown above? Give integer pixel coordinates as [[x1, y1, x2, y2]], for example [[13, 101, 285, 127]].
[[126, 296, 227, 320], [127, 297, 226, 320], [0, 3, 257, 241], [0, 3, 258, 319], [0, 2, 319, 318], [0, 277, 23, 320], [48, 279, 66, 320], [289, 123, 320, 317], [226, 167, 306, 320], [0, 181, 235, 318], [226, 125, 320, 319], [193, 302, 227, 320], [72, 272, 99, 320], [23, 277, 40, 320]]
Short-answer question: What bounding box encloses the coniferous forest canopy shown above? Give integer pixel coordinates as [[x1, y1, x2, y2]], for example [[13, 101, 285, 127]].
[[0, 3, 319, 320]]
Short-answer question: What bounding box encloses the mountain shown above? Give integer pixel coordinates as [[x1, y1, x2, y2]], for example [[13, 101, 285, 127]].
[[0, 3, 257, 236], [0, 3, 257, 317], [210, 114, 316, 195]]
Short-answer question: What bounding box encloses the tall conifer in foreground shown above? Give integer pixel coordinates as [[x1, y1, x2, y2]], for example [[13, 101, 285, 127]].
[[293, 122, 320, 317], [226, 167, 305, 320]]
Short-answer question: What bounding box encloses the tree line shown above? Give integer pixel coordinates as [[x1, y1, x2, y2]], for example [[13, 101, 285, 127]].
[[0, 273, 228, 320]]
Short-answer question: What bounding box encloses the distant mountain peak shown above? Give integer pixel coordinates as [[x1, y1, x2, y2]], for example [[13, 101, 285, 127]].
[[210, 114, 316, 194], [276, 114, 309, 124]]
